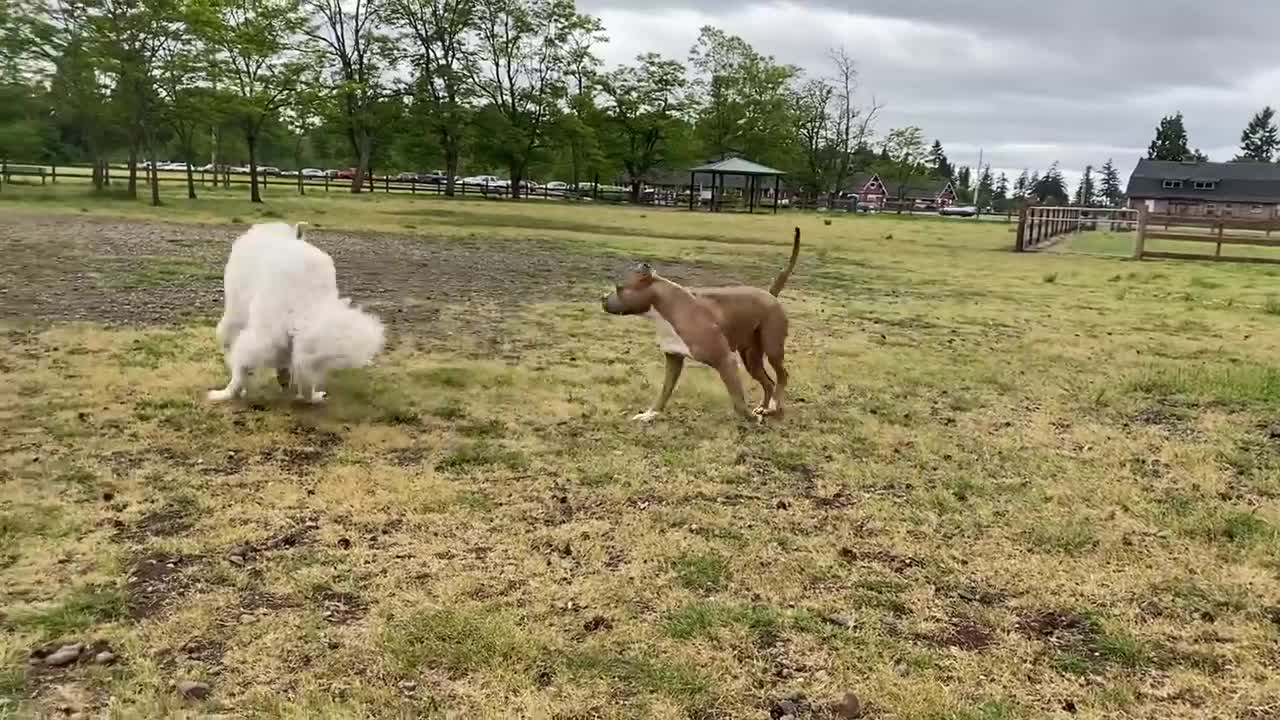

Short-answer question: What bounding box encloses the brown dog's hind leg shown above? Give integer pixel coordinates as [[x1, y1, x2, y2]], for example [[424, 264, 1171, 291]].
[[760, 316, 789, 416], [633, 353, 684, 422], [714, 358, 754, 420], [739, 343, 775, 414]]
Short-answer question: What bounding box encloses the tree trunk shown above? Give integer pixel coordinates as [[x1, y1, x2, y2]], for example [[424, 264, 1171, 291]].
[[350, 131, 372, 194], [443, 138, 459, 197], [127, 143, 138, 198], [510, 162, 523, 200], [184, 139, 197, 200], [145, 129, 162, 207], [247, 128, 262, 203], [630, 179, 641, 204]]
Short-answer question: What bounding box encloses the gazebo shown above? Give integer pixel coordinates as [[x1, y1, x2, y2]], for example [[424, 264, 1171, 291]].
[[688, 157, 787, 213]]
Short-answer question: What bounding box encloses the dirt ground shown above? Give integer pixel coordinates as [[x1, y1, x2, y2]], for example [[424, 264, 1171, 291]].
[[0, 214, 730, 330]]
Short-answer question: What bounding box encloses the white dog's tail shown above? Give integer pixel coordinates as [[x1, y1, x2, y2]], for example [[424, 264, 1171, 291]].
[[292, 299, 386, 378]]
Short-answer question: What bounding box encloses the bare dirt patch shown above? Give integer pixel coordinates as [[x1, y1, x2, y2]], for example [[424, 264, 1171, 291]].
[[0, 214, 731, 330], [126, 553, 200, 620]]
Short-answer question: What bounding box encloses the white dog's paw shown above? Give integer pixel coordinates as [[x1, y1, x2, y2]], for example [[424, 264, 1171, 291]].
[[307, 390, 327, 404], [631, 410, 660, 423], [207, 388, 236, 402]]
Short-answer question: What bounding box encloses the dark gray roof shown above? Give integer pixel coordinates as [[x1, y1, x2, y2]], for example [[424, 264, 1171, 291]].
[[689, 157, 786, 176], [1126, 159, 1280, 203]]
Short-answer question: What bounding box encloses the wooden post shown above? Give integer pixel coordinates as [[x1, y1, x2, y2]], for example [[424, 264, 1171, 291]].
[[1216, 222, 1224, 257], [689, 171, 696, 211], [385, 175, 390, 193], [1015, 206, 1028, 251], [51, 164, 56, 183], [324, 174, 330, 192], [297, 171, 303, 196], [1134, 205, 1148, 260], [773, 175, 781, 214]]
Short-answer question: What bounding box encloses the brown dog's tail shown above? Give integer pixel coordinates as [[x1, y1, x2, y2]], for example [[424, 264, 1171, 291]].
[[768, 227, 801, 296]]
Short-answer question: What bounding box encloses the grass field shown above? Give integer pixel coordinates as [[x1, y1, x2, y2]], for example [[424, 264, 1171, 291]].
[[2, 182, 1280, 719]]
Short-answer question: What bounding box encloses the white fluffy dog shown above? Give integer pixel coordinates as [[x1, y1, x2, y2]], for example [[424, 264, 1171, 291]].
[[209, 222, 385, 403]]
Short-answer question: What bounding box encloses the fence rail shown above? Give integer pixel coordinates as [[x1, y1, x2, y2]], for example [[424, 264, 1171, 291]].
[[1015, 206, 1137, 252], [1133, 208, 1280, 264]]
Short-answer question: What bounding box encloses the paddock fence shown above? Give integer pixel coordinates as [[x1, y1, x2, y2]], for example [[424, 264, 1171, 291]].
[[1133, 207, 1280, 264], [1015, 206, 1138, 252]]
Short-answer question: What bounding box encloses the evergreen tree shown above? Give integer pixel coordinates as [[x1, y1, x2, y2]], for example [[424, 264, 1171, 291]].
[[1147, 112, 1192, 161], [1236, 106, 1279, 162], [993, 172, 1009, 208], [1099, 158, 1123, 207], [1033, 163, 1068, 204], [1072, 165, 1095, 206], [954, 165, 971, 202], [928, 139, 952, 179], [975, 165, 992, 208], [1028, 171, 1040, 198], [1013, 169, 1029, 199]]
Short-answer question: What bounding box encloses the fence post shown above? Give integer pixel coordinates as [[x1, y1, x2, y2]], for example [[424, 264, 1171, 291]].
[[1134, 205, 1148, 260], [51, 164, 56, 183], [1015, 206, 1028, 251], [385, 175, 389, 193], [324, 174, 330, 192], [297, 172, 303, 196], [1216, 222, 1224, 257]]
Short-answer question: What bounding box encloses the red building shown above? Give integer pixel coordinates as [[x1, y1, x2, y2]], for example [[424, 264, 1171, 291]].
[[845, 173, 957, 209]]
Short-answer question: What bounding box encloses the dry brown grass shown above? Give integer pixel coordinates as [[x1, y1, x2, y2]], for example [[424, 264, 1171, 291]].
[[2, 185, 1280, 719]]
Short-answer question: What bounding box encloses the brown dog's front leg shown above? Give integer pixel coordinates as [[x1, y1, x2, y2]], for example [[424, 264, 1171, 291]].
[[633, 353, 684, 422]]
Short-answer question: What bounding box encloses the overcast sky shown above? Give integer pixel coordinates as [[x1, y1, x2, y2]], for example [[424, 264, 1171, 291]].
[[580, 0, 1280, 187]]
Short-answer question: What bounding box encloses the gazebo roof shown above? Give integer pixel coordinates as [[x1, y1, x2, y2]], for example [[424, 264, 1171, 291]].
[[689, 157, 786, 176]]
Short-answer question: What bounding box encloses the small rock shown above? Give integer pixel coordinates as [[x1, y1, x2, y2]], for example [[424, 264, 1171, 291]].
[[832, 691, 863, 719], [398, 680, 417, 692], [1267, 424, 1280, 440], [44, 643, 84, 666], [228, 555, 245, 566], [94, 651, 116, 665], [176, 679, 211, 701], [239, 613, 256, 624], [824, 613, 854, 628]]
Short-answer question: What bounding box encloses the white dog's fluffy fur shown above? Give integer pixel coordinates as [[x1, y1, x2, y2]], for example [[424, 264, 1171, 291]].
[[209, 222, 385, 403]]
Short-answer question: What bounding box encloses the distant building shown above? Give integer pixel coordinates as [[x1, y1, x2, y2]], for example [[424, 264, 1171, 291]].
[[1126, 159, 1280, 218], [844, 173, 956, 209]]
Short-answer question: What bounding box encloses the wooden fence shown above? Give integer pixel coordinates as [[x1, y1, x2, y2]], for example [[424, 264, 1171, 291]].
[[1133, 207, 1280, 264], [1015, 206, 1137, 252], [0, 159, 681, 206]]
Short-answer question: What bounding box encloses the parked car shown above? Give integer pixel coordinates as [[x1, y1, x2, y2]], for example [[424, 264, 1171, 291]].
[[462, 175, 502, 186], [335, 168, 358, 179], [299, 168, 325, 178], [257, 166, 281, 176], [158, 162, 188, 171], [544, 181, 569, 191], [939, 205, 977, 217], [395, 171, 421, 182]]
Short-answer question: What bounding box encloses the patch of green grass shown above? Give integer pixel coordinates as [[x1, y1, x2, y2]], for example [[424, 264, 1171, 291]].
[[436, 441, 527, 471], [1264, 296, 1280, 316], [457, 419, 505, 439], [382, 607, 535, 677], [110, 258, 221, 289], [1189, 276, 1222, 289], [1027, 518, 1098, 555], [9, 586, 127, 638], [427, 400, 467, 420], [671, 552, 728, 593], [413, 366, 475, 388], [1042, 272, 1058, 284], [117, 332, 187, 368], [133, 396, 218, 433], [939, 701, 1016, 720], [663, 601, 812, 647], [1213, 509, 1276, 546], [1129, 362, 1280, 406], [562, 649, 709, 702]]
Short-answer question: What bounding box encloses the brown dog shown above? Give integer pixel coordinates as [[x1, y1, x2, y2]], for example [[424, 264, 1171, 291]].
[[602, 228, 800, 421]]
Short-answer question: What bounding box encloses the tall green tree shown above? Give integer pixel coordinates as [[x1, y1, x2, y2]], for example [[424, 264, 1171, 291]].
[[191, 0, 311, 202], [975, 164, 992, 208], [993, 172, 1009, 208], [1147, 112, 1193, 161], [1236, 106, 1279, 162], [879, 126, 926, 213], [600, 53, 690, 203], [1073, 164, 1094, 206], [469, 0, 602, 198], [304, 0, 396, 191], [1013, 169, 1028, 200], [928, 139, 951, 180], [688, 26, 797, 167], [1033, 162, 1068, 204], [1098, 158, 1124, 208], [388, 0, 473, 196]]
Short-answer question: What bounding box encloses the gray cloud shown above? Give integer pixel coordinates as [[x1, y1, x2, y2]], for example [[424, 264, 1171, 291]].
[[578, 0, 1280, 184]]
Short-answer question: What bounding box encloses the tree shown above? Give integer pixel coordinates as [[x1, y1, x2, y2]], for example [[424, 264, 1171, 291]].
[[1013, 169, 1029, 200], [993, 172, 1009, 210], [1033, 162, 1068, 204], [975, 164, 992, 209], [192, 0, 311, 203], [1235, 106, 1279, 162], [304, 0, 397, 192], [1099, 158, 1123, 208], [388, 0, 473, 196], [791, 47, 878, 198], [1147, 112, 1193, 161], [928, 139, 952, 180], [1073, 164, 1095, 206], [953, 165, 971, 202], [469, 0, 603, 199], [879, 126, 926, 213], [688, 26, 797, 168], [600, 53, 690, 203]]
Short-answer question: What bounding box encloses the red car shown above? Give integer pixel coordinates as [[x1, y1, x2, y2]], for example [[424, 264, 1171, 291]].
[[335, 168, 358, 179]]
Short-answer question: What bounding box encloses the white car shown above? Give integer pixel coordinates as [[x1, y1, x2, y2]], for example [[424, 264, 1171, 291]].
[[301, 168, 325, 178], [939, 205, 978, 217], [545, 181, 569, 191], [462, 175, 502, 186]]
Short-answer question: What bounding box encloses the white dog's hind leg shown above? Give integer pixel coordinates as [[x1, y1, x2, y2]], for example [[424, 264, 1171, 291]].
[[208, 365, 249, 401]]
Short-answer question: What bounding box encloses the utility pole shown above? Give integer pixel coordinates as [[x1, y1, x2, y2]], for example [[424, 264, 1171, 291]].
[[974, 147, 984, 218]]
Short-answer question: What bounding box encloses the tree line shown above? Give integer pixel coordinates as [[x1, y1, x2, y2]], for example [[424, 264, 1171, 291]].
[[1, 0, 909, 204]]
